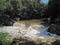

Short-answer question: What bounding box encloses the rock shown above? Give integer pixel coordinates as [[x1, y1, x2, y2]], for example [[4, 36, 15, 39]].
[[48, 24, 60, 35], [0, 16, 14, 26], [52, 40, 60, 45], [10, 37, 38, 45]]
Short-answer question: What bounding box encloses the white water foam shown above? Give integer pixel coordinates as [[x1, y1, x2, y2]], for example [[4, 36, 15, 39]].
[[0, 24, 60, 39]]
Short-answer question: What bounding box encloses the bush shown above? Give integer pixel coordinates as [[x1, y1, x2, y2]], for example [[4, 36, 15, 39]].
[[0, 32, 11, 45]]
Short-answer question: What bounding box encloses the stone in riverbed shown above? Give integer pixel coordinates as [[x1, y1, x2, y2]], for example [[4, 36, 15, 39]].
[[48, 24, 60, 35], [51, 40, 60, 45]]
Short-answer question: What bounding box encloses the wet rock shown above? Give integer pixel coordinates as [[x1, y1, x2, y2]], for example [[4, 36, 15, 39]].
[[0, 16, 15, 26], [40, 42, 50, 45], [48, 24, 60, 35], [52, 40, 60, 45], [10, 37, 38, 45]]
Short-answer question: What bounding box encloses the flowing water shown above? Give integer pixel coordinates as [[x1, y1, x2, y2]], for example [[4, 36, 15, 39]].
[[0, 24, 60, 39], [0, 19, 60, 39]]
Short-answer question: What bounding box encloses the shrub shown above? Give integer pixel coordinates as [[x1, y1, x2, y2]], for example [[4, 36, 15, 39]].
[[0, 32, 11, 45]]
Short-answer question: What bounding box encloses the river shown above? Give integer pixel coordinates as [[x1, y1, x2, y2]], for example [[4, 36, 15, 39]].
[[0, 24, 60, 39]]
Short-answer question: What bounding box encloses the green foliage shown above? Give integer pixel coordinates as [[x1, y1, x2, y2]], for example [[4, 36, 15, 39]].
[[0, 0, 48, 25], [37, 38, 41, 43], [0, 0, 47, 18], [0, 0, 10, 9], [0, 32, 11, 45]]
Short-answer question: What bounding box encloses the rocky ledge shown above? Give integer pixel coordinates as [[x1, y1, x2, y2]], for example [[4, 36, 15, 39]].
[[48, 24, 60, 35]]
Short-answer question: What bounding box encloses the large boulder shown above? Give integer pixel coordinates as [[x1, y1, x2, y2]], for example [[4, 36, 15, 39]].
[[48, 24, 60, 35]]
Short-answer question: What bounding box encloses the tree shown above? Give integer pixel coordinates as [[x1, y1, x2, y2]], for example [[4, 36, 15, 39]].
[[19, 0, 47, 19], [0, 0, 47, 25], [48, 0, 60, 24]]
